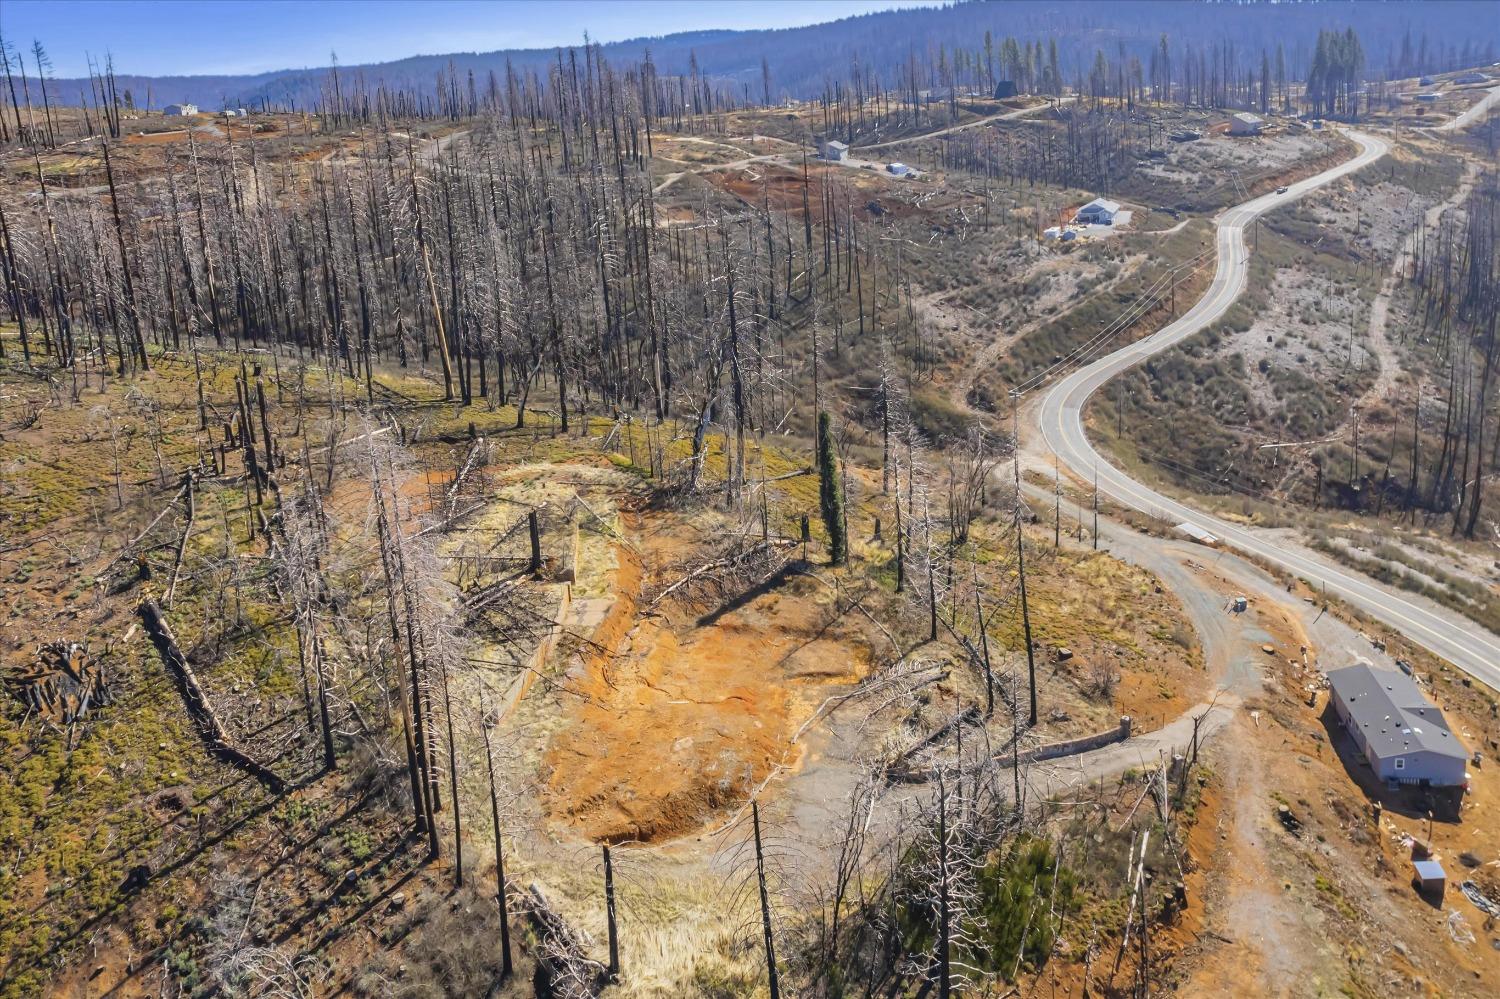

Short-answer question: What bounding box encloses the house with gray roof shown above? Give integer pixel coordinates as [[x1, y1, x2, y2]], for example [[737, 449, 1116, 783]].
[[1327, 662, 1468, 788], [1075, 197, 1120, 225]]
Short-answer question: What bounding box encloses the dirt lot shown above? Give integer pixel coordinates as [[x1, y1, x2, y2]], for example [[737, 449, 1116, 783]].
[[543, 517, 873, 843]]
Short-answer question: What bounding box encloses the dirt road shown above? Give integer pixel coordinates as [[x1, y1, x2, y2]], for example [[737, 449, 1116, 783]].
[[850, 96, 1075, 152], [1034, 127, 1500, 690]]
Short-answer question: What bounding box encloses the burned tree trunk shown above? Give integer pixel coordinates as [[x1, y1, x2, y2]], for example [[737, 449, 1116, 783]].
[[137, 599, 286, 794]]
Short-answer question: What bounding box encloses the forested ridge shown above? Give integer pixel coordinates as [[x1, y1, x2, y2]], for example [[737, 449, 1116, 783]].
[[16, 0, 1500, 113]]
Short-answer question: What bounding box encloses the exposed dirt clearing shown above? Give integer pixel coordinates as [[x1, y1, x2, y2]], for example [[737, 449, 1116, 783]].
[[543, 516, 872, 844]]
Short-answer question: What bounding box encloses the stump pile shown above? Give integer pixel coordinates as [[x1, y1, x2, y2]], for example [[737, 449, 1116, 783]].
[[5, 641, 110, 727]]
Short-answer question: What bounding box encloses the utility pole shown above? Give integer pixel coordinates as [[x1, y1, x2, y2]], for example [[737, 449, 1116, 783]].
[[1093, 464, 1099, 550], [1348, 303, 1356, 367], [1351, 406, 1360, 485], [1054, 456, 1061, 547]]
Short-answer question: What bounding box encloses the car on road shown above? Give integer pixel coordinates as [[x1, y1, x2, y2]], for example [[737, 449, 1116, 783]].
[[1276, 185, 1289, 193]]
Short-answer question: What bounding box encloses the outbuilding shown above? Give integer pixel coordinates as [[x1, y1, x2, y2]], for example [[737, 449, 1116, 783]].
[[1228, 112, 1263, 136], [821, 139, 849, 162], [1412, 858, 1446, 899], [163, 103, 198, 116], [1075, 197, 1120, 225], [886, 162, 911, 177], [1172, 521, 1219, 547], [993, 80, 1018, 99], [1453, 71, 1491, 85], [1327, 662, 1469, 788]]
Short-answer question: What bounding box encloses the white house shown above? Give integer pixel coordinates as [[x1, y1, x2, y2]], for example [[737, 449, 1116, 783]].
[[821, 139, 849, 161], [1228, 112, 1263, 136], [164, 103, 198, 116], [1075, 197, 1120, 225]]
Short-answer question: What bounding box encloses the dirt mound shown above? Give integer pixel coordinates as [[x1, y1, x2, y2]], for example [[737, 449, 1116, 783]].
[[542, 534, 868, 844]]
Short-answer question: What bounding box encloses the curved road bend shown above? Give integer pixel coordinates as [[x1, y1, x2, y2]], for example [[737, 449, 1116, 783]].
[[1037, 128, 1500, 691], [1435, 83, 1500, 133]]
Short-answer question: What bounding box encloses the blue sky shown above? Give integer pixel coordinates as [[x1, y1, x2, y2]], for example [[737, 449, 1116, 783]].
[[2, 0, 939, 77]]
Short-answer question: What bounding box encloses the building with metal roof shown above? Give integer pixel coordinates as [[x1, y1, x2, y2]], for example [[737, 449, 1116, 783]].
[[1327, 662, 1468, 787]]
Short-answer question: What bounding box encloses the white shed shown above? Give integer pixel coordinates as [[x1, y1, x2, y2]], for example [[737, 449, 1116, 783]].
[[1173, 521, 1219, 547], [1229, 112, 1263, 136], [822, 139, 849, 161], [163, 103, 198, 117]]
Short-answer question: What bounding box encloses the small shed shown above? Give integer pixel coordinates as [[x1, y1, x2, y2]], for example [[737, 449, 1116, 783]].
[[821, 139, 849, 162], [1453, 71, 1490, 85], [1075, 197, 1120, 224], [163, 103, 198, 117], [1173, 521, 1219, 547], [1418, 75, 1434, 85], [1414, 92, 1440, 103], [993, 80, 1018, 99], [1412, 858, 1446, 898], [886, 162, 911, 177], [1229, 112, 1263, 136]]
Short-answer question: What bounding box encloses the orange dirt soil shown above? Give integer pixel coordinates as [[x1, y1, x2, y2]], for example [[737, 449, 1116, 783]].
[[542, 516, 872, 844]]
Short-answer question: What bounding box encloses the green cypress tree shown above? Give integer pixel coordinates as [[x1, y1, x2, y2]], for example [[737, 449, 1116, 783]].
[[817, 411, 847, 566]]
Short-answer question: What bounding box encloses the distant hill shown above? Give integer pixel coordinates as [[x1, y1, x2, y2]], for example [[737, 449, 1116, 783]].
[[42, 0, 1500, 112]]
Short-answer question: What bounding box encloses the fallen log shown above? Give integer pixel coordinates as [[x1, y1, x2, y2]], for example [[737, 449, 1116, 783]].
[[137, 599, 287, 795], [881, 705, 983, 784], [521, 883, 605, 999], [646, 536, 799, 611]]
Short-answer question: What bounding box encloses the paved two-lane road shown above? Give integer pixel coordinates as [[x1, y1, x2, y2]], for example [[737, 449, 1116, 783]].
[[1037, 128, 1500, 691]]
